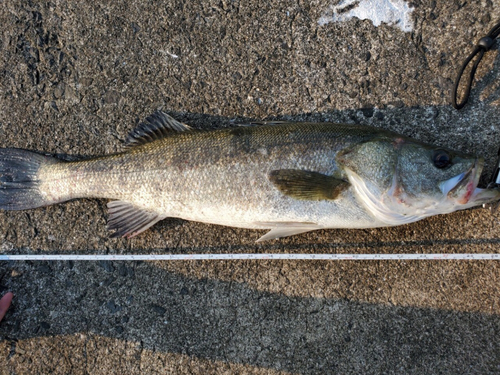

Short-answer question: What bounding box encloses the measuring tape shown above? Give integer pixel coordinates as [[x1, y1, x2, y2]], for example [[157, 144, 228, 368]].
[[0, 253, 499, 260]]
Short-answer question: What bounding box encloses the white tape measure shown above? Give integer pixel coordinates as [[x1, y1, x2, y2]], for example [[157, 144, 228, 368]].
[[0, 253, 499, 261]]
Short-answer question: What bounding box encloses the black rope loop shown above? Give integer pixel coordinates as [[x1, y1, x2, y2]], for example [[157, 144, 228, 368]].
[[451, 20, 500, 110]]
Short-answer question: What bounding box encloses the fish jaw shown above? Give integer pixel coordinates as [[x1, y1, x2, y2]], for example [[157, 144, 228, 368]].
[[440, 158, 500, 209], [443, 158, 482, 205], [464, 186, 500, 209]]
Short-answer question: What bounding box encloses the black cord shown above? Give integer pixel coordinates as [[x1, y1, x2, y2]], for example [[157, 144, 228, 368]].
[[451, 20, 500, 110]]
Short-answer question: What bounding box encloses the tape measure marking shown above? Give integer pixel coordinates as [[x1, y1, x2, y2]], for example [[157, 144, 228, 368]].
[[0, 254, 499, 261]]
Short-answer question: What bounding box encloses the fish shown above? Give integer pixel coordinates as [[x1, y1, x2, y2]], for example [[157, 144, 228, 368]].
[[0, 111, 498, 242]]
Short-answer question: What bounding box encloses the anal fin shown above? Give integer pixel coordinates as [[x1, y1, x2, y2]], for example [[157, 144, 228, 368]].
[[107, 201, 165, 238]]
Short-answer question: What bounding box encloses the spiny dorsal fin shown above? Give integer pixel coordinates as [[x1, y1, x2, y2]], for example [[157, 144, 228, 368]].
[[107, 200, 165, 238], [269, 169, 350, 201], [125, 111, 192, 147]]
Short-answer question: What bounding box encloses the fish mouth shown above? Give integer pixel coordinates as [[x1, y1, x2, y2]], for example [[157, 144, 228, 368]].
[[440, 159, 482, 205]]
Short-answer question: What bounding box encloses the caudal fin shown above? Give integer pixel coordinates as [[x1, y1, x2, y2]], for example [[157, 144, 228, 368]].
[[0, 148, 59, 210]]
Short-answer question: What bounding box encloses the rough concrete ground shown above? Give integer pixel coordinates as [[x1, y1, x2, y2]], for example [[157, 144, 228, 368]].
[[0, 0, 500, 374]]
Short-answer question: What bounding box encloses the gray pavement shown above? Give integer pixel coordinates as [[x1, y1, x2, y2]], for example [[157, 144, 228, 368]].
[[0, 1, 500, 374]]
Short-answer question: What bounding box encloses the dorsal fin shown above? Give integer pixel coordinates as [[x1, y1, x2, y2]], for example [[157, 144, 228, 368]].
[[125, 111, 192, 147]]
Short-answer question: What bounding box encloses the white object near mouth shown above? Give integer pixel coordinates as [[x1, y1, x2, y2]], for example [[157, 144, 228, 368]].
[[318, 0, 414, 32], [439, 173, 465, 195]]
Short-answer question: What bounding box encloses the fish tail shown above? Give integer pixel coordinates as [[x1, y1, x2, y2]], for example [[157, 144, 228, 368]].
[[0, 148, 60, 210]]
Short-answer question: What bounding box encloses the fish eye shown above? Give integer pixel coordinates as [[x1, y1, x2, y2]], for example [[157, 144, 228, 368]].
[[432, 149, 452, 169]]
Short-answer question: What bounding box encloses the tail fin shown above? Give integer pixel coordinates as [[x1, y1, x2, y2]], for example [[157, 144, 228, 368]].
[[0, 148, 59, 210]]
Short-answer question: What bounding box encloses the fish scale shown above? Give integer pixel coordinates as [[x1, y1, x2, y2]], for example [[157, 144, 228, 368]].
[[41, 122, 376, 226]]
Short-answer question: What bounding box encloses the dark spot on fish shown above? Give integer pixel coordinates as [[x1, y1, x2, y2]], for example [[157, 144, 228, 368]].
[[230, 127, 252, 153], [229, 127, 247, 137]]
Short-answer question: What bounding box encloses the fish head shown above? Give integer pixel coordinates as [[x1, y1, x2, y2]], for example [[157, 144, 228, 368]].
[[337, 135, 500, 225]]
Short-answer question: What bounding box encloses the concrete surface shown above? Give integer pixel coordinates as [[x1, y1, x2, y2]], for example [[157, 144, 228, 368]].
[[0, 0, 500, 374]]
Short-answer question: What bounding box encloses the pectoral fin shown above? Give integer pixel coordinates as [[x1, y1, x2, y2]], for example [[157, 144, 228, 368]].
[[269, 169, 349, 200]]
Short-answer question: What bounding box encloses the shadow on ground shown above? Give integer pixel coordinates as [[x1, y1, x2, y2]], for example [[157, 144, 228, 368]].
[[0, 261, 498, 374]]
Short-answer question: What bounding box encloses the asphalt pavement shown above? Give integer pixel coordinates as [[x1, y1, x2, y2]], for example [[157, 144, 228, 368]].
[[0, 1, 499, 374]]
